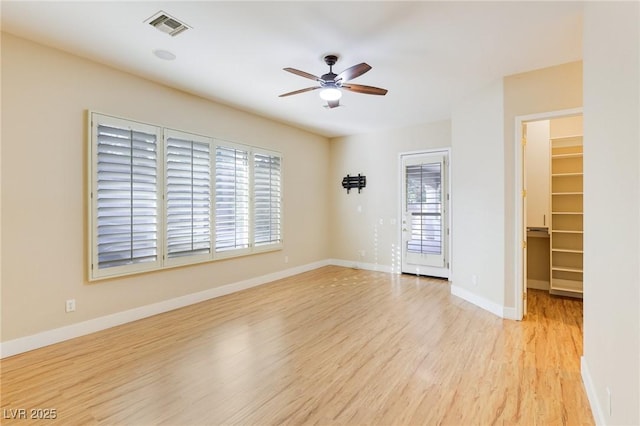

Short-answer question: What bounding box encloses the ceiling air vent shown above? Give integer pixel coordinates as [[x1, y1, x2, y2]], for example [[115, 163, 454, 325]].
[[146, 11, 190, 37]]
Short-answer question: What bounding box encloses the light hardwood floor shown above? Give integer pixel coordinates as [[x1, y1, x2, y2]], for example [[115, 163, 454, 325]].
[[1, 266, 593, 425]]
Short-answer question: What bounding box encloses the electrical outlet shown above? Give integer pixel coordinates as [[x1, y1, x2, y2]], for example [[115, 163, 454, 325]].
[[284, 255, 289, 264], [65, 299, 76, 313], [359, 250, 366, 258], [606, 387, 611, 416], [472, 275, 478, 286]]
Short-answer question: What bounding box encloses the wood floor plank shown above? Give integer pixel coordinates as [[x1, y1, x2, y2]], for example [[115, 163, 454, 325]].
[[0, 266, 593, 425]]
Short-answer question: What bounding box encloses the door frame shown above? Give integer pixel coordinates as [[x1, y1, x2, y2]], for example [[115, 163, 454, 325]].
[[514, 107, 582, 320], [398, 148, 451, 279]]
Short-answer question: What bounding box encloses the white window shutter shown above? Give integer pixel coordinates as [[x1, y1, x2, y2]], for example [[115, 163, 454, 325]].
[[215, 145, 250, 253], [253, 152, 282, 247], [94, 120, 160, 273], [166, 133, 212, 260], [405, 163, 442, 255]]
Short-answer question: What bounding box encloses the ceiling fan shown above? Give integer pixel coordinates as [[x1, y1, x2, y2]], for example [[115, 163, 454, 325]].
[[279, 55, 388, 109]]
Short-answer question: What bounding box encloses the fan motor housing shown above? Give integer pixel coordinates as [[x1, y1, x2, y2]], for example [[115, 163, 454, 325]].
[[320, 72, 338, 84]]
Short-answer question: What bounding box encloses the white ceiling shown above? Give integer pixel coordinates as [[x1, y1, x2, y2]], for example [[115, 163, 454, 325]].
[[1, 1, 583, 138]]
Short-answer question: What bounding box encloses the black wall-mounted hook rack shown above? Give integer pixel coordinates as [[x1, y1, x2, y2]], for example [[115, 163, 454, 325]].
[[342, 174, 366, 193]]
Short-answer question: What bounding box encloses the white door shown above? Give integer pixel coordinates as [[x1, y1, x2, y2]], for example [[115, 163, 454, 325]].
[[401, 152, 448, 277], [525, 121, 550, 229]]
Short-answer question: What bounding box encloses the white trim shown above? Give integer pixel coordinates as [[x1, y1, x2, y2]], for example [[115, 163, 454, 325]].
[[399, 263, 449, 279], [451, 284, 512, 319], [328, 258, 394, 274], [0, 260, 330, 359], [502, 306, 518, 320], [582, 356, 606, 425], [514, 108, 583, 320]]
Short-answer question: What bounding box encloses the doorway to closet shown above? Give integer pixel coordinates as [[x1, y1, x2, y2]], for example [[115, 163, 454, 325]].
[[516, 109, 583, 318]]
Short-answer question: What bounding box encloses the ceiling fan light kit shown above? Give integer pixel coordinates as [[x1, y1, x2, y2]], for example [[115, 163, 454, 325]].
[[319, 87, 342, 101], [280, 54, 387, 108]]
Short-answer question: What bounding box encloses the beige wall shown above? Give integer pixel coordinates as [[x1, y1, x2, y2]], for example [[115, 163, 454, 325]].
[[503, 61, 583, 308], [1, 34, 331, 341], [550, 115, 582, 138], [583, 2, 639, 424], [329, 121, 451, 269], [450, 80, 505, 307], [447, 62, 581, 314]]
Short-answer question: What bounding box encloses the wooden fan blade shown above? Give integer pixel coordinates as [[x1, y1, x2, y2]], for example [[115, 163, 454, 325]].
[[283, 67, 320, 81], [279, 86, 320, 97], [337, 63, 371, 82], [342, 84, 388, 96]]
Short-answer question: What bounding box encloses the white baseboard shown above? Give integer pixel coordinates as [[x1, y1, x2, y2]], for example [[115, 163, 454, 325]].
[[581, 356, 606, 425], [450, 284, 506, 318], [502, 306, 519, 320], [0, 259, 331, 359], [328, 258, 394, 274], [328, 258, 451, 278]]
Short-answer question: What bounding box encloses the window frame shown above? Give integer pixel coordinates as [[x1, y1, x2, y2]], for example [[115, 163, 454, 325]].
[[89, 113, 164, 279], [88, 111, 284, 281]]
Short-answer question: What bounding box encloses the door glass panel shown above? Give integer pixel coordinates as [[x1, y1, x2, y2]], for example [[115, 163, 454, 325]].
[[405, 163, 442, 255]]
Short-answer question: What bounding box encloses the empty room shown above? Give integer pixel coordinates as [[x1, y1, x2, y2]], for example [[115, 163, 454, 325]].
[[1, 1, 638, 425]]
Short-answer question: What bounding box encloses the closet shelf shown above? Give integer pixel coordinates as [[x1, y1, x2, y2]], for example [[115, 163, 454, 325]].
[[552, 266, 583, 273], [551, 134, 583, 141], [549, 131, 583, 298], [552, 153, 583, 159], [552, 172, 583, 177], [552, 248, 583, 254], [550, 278, 583, 294]]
